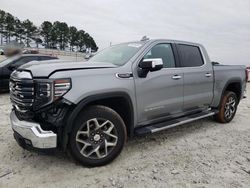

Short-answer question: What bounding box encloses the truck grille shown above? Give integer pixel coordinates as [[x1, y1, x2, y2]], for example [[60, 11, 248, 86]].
[[10, 71, 34, 111]]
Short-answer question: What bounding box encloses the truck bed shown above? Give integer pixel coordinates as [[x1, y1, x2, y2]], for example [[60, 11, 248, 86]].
[[212, 64, 246, 107]]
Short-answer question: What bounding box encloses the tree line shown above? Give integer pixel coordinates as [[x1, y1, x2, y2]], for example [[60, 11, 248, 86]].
[[0, 9, 98, 51]]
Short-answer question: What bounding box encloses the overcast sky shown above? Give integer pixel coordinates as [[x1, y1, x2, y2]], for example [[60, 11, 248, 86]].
[[1, 0, 250, 65]]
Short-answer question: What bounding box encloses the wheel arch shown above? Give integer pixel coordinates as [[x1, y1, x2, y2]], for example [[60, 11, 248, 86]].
[[218, 79, 242, 107], [62, 92, 134, 150]]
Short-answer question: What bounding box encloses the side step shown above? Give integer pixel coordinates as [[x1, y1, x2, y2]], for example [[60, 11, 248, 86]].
[[134, 110, 216, 135]]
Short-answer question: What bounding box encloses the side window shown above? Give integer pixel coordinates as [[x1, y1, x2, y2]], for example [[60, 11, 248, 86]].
[[143, 43, 175, 68], [14, 56, 38, 67], [178, 44, 204, 67]]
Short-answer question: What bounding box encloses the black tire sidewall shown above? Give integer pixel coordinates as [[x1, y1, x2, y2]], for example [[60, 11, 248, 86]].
[[69, 105, 127, 167], [221, 91, 238, 123]]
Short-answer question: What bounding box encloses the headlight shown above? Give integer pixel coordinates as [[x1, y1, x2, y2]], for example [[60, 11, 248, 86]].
[[54, 78, 71, 100], [34, 78, 71, 109]]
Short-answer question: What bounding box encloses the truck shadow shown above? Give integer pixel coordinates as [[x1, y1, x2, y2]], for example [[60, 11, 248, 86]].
[[10, 117, 217, 169]]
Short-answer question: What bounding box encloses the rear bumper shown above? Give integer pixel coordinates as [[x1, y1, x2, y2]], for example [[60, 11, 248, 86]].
[[10, 110, 57, 149]]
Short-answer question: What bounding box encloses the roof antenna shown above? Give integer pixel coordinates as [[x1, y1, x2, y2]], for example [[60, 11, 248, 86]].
[[140, 36, 149, 41]]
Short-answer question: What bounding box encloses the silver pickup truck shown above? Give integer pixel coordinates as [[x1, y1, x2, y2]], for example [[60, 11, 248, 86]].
[[9, 39, 247, 167]]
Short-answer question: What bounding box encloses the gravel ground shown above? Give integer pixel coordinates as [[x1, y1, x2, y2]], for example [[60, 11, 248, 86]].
[[0, 83, 250, 188]]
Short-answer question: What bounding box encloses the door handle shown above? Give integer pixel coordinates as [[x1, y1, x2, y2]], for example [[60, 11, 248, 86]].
[[205, 73, 212, 77], [172, 75, 182, 80]]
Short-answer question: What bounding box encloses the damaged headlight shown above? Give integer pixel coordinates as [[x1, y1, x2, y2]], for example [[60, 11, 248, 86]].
[[35, 78, 71, 109], [53, 78, 72, 100]]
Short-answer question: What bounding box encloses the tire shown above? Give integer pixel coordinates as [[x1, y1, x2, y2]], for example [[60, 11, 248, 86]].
[[214, 91, 238, 123], [69, 105, 127, 167]]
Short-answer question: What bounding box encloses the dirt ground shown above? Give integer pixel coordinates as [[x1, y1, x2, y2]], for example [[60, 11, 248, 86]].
[[0, 80, 250, 187]]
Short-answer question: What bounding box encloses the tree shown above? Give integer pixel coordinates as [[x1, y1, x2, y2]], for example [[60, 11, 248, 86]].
[[34, 38, 43, 48], [0, 9, 98, 50], [0, 10, 6, 45], [52, 21, 69, 50], [22, 19, 37, 47], [87, 36, 98, 51], [68, 26, 78, 51], [40, 21, 53, 48], [32, 27, 42, 48], [4, 13, 15, 43], [13, 18, 25, 43], [83, 33, 98, 52], [76, 30, 86, 51]]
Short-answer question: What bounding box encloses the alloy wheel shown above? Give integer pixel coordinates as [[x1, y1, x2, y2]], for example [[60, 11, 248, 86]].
[[75, 118, 118, 159], [224, 96, 236, 119]]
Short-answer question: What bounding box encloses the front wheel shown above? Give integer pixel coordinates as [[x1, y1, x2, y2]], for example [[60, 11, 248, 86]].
[[69, 105, 127, 167], [214, 91, 238, 123]]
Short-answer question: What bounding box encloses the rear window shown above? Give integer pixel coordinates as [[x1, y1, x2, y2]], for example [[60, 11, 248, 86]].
[[178, 44, 204, 67]]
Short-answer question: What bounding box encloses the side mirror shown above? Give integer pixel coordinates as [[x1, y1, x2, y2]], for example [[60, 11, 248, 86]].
[[138, 58, 163, 77]]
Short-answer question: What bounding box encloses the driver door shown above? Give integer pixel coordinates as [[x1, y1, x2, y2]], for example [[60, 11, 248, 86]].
[[135, 43, 184, 125]]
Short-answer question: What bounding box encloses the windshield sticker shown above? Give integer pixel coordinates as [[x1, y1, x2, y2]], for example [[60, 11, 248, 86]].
[[128, 43, 142, 48]]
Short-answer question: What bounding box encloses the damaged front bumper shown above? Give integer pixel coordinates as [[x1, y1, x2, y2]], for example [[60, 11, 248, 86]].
[[10, 110, 57, 150]]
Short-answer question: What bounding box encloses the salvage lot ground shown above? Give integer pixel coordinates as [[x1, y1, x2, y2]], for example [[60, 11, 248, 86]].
[[0, 75, 250, 187]]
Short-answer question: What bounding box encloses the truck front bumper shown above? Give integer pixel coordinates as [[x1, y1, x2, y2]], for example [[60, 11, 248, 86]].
[[10, 110, 57, 150]]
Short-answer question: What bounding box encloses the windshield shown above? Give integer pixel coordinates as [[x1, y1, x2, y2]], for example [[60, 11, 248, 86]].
[[89, 42, 144, 66], [0, 56, 20, 67]]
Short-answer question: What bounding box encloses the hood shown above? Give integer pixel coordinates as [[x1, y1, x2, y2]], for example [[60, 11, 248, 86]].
[[19, 60, 117, 77]]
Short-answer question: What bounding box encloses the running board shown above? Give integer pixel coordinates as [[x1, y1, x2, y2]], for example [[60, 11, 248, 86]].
[[134, 110, 216, 135]]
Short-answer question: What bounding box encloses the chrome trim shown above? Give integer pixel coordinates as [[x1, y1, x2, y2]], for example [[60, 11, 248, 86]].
[[14, 105, 28, 113], [11, 70, 32, 80], [205, 73, 212, 77], [115, 72, 133, 79], [172, 75, 182, 80], [10, 111, 57, 149]]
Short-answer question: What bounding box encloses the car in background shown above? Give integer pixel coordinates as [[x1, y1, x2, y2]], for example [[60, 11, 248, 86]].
[[22, 49, 39, 54], [246, 66, 250, 82], [0, 54, 58, 91], [0, 48, 4, 55]]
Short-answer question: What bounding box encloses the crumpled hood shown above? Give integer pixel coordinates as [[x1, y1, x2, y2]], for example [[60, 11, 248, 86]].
[[19, 60, 117, 77]]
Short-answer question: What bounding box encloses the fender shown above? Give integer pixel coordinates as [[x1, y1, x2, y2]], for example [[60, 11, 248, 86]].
[[61, 91, 134, 150], [217, 78, 242, 108]]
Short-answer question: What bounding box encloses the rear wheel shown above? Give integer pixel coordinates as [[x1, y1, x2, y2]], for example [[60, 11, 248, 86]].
[[214, 91, 238, 123], [69, 105, 127, 167]]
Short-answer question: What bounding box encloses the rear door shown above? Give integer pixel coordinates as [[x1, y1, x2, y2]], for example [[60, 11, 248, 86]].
[[135, 43, 184, 124], [176, 44, 213, 110]]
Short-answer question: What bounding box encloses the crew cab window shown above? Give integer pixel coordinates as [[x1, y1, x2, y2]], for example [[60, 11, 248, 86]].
[[13, 56, 38, 67], [178, 44, 204, 67], [144, 43, 175, 68]]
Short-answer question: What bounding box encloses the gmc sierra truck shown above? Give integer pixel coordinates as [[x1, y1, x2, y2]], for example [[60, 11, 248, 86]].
[[9, 39, 247, 167]]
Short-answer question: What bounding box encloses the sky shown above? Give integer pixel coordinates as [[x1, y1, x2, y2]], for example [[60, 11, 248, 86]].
[[1, 0, 250, 65]]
